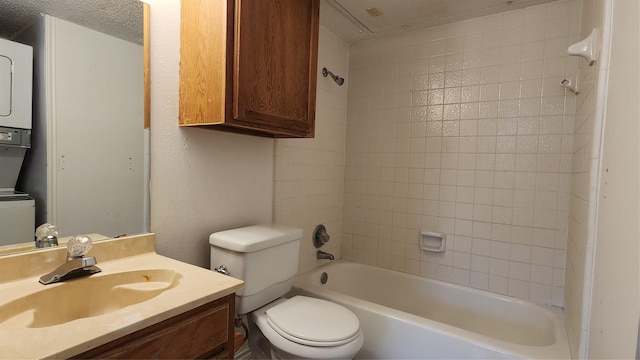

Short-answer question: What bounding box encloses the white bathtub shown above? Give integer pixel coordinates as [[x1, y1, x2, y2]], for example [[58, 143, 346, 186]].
[[291, 260, 570, 359]]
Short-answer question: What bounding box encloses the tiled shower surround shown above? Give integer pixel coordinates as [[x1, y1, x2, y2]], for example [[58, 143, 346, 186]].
[[341, 0, 580, 307]]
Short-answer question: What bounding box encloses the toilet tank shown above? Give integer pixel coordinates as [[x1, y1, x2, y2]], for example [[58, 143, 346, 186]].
[[209, 224, 302, 314]]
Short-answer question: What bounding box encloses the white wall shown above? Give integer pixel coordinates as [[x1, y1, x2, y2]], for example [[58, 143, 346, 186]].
[[586, 0, 639, 357], [145, 0, 273, 268], [342, 0, 580, 307], [559, 0, 640, 357], [564, 0, 606, 356], [274, 26, 350, 274]]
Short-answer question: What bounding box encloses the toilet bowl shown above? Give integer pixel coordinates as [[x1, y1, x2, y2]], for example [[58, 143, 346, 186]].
[[209, 224, 364, 359], [249, 296, 364, 359]]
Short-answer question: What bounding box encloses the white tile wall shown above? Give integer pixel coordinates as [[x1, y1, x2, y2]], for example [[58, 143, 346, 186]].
[[342, 0, 581, 307], [274, 27, 350, 274]]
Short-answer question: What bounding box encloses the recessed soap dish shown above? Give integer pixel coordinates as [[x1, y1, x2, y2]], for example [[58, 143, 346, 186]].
[[420, 231, 446, 253]]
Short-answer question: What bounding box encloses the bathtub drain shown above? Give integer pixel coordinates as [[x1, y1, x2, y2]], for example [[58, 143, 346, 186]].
[[320, 272, 328, 284]]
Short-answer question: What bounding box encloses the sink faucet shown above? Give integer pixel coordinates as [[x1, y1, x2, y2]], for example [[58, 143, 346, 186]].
[[34, 223, 59, 248], [39, 235, 101, 285], [36, 235, 58, 248], [316, 250, 335, 261]]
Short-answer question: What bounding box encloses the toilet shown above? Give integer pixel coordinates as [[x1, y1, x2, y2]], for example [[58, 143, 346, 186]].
[[209, 224, 364, 360]]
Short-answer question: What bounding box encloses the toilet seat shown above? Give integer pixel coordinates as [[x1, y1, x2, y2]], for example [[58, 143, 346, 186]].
[[251, 296, 364, 359], [265, 296, 360, 346]]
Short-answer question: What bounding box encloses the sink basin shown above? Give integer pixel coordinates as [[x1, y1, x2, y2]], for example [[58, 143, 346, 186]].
[[0, 269, 180, 328]]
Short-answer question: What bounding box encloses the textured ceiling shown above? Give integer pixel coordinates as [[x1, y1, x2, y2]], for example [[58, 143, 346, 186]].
[[320, 0, 558, 44], [0, 0, 143, 44], [0, 1, 559, 47]]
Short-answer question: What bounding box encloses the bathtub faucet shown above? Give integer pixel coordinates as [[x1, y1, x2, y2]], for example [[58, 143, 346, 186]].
[[317, 250, 335, 260]]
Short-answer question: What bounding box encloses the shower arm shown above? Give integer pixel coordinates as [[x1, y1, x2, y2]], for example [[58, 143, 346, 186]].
[[322, 67, 345, 86]]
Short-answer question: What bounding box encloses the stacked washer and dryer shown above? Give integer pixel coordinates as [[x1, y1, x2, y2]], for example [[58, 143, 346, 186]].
[[0, 38, 34, 246]]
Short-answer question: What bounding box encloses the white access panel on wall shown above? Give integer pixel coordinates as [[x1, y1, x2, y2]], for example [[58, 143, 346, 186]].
[[0, 38, 33, 129]]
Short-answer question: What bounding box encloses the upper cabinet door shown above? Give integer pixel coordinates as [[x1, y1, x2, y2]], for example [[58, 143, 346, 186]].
[[232, 0, 319, 137], [179, 0, 320, 138]]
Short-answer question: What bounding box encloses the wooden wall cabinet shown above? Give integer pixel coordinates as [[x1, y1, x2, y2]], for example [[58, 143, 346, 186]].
[[180, 0, 320, 138], [72, 295, 235, 359]]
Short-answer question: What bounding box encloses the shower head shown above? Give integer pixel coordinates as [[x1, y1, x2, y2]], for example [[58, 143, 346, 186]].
[[322, 67, 344, 86]]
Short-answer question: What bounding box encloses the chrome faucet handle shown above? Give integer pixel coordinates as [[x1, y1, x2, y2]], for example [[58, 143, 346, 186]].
[[214, 265, 231, 276], [313, 224, 330, 248], [39, 256, 101, 285]]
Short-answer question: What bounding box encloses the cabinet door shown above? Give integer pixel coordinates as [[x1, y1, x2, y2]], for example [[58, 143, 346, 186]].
[[232, 0, 319, 137], [180, 0, 233, 127]]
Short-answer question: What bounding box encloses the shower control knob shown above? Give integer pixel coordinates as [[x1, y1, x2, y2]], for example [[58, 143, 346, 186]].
[[313, 224, 330, 248]]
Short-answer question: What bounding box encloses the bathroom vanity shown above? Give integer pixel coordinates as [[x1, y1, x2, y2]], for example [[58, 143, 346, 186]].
[[72, 294, 235, 359], [0, 234, 244, 359]]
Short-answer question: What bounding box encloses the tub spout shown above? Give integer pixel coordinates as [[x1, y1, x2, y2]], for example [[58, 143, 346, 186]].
[[317, 250, 335, 260]]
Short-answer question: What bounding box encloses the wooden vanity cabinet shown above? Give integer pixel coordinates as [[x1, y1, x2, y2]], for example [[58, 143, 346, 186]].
[[179, 0, 320, 138], [71, 294, 236, 359]]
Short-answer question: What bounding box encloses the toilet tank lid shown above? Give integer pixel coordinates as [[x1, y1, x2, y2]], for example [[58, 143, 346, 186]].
[[209, 224, 303, 252]]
